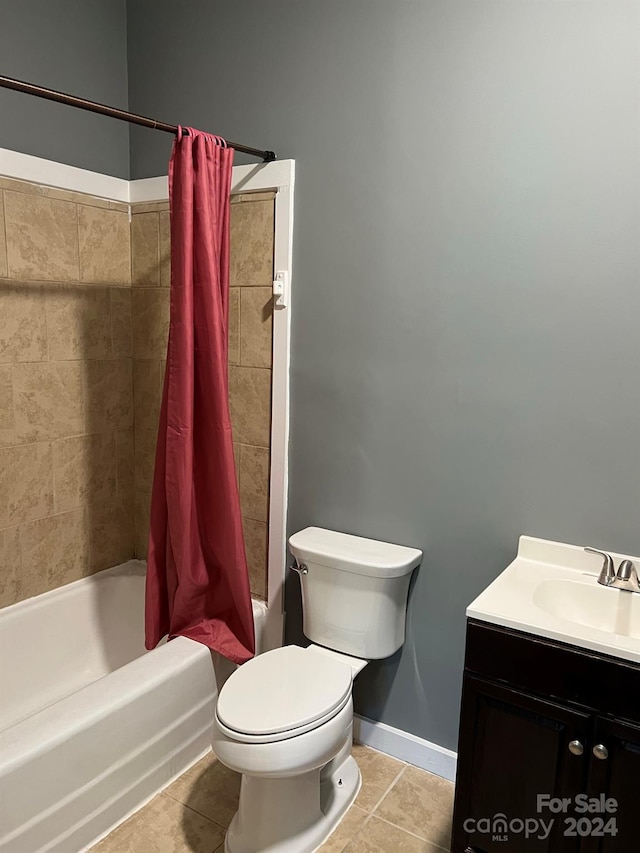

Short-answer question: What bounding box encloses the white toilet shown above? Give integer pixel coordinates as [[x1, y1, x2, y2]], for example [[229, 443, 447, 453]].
[[212, 527, 422, 853]]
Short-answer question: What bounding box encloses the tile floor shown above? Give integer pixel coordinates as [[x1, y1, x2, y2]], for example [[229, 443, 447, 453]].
[[90, 744, 454, 853]]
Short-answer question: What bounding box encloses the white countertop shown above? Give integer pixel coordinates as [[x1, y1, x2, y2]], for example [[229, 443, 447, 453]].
[[467, 536, 640, 665]]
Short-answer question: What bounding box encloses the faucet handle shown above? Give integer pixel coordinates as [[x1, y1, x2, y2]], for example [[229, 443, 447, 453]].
[[584, 547, 616, 586], [616, 560, 639, 583]]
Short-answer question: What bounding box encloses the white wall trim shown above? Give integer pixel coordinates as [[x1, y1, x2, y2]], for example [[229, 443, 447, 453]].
[[353, 714, 457, 783], [0, 147, 130, 202], [229, 160, 294, 652], [230, 160, 297, 195], [265, 161, 295, 650], [128, 175, 168, 203], [126, 161, 297, 204], [0, 147, 295, 206]]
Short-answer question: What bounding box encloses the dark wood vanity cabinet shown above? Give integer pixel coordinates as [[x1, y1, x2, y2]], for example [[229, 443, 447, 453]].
[[452, 621, 640, 853]]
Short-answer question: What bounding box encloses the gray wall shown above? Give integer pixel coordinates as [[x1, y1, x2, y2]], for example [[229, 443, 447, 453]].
[[0, 0, 130, 178], [132, 0, 639, 751]]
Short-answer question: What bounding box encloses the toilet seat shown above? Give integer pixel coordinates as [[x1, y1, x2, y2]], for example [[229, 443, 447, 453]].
[[216, 645, 353, 743]]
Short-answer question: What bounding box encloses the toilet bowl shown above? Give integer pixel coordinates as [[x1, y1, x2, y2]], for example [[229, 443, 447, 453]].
[[212, 645, 362, 853], [212, 527, 422, 853]]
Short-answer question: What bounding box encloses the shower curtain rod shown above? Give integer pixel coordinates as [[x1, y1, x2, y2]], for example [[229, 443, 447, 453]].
[[0, 75, 277, 162]]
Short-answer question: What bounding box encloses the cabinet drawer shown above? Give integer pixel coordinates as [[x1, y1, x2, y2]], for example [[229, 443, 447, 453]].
[[464, 621, 640, 721]]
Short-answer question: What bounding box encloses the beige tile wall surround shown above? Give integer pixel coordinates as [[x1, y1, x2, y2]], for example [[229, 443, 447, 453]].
[[78, 205, 131, 285], [4, 190, 79, 281], [19, 510, 89, 598], [131, 211, 160, 287], [230, 197, 275, 289], [133, 425, 157, 558], [131, 288, 170, 358], [240, 286, 274, 369], [132, 359, 165, 431], [159, 209, 171, 287], [0, 176, 134, 607], [13, 361, 85, 442], [0, 442, 54, 527], [90, 500, 135, 572], [115, 429, 135, 501], [84, 359, 134, 431], [242, 517, 269, 597], [0, 196, 7, 277], [238, 445, 270, 522], [131, 192, 275, 600], [228, 287, 240, 365], [0, 365, 15, 447], [110, 288, 133, 357], [0, 281, 47, 362], [52, 432, 117, 514], [0, 526, 20, 608], [0, 177, 276, 609], [228, 366, 272, 447], [45, 285, 112, 361]]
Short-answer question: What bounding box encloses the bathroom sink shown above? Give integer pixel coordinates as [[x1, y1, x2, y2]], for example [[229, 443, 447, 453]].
[[467, 536, 640, 664], [533, 578, 640, 639]]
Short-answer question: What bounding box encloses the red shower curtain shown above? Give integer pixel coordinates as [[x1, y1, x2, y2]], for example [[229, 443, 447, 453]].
[[145, 127, 255, 664]]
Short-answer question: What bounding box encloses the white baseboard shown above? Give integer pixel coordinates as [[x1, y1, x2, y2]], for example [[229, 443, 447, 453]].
[[353, 714, 457, 783]]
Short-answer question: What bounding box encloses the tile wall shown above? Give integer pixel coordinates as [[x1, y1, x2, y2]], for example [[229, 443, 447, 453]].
[[0, 177, 134, 607], [131, 191, 275, 599], [0, 176, 275, 609]]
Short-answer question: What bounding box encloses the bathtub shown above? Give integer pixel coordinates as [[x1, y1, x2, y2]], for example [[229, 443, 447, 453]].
[[0, 561, 267, 853]]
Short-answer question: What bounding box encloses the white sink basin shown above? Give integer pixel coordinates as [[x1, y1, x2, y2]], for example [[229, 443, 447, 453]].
[[467, 536, 640, 664], [533, 578, 640, 639]]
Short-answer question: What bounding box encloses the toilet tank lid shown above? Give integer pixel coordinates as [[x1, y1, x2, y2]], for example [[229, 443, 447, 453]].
[[288, 527, 422, 578]]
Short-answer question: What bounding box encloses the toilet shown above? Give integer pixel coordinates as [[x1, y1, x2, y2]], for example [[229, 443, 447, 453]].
[[212, 527, 422, 853]]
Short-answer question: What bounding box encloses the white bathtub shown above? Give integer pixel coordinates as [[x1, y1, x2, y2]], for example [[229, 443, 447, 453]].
[[0, 561, 267, 853]]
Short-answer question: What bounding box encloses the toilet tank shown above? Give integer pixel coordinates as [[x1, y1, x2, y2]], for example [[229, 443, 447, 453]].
[[288, 527, 422, 660]]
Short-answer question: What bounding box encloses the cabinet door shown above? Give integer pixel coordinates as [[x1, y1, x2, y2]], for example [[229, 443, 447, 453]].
[[452, 675, 590, 853], [579, 716, 640, 853]]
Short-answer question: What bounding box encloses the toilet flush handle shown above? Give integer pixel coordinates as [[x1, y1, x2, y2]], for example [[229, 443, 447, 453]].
[[290, 561, 308, 576]]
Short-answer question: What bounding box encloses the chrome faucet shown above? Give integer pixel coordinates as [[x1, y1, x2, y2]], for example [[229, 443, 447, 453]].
[[584, 547, 640, 594]]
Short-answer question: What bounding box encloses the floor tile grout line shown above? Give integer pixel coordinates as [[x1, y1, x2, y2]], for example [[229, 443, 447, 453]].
[[160, 791, 230, 836], [364, 763, 408, 814], [161, 789, 230, 834], [367, 811, 451, 850], [340, 812, 376, 853]]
